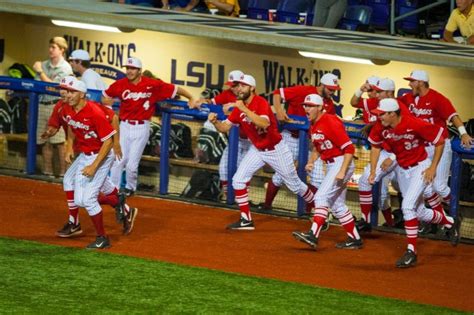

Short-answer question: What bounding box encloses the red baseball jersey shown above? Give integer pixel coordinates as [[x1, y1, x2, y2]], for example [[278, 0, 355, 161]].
[[368, 114, 445, 168], [226, 95, 282, 150], [398, 89, 457, 139], [64, 101, 116, 154], [211, 89, 236, 105], [273, 85, 336, 116], [95, 103, 115, 124], [310, 113, 354, 162], [104, 76, 177, 120], [354, 97, 378, 124]]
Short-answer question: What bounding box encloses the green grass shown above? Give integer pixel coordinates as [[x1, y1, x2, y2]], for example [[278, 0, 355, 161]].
[[0, 237, 465, 314]]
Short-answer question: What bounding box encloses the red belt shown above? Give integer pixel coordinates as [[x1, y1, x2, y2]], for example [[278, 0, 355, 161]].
[[325, 158, 335, 164], [258, 140, 281, 152], [122, 119, 146, 125], [401, 161, 419, 170], [83, 151, 98, 156]]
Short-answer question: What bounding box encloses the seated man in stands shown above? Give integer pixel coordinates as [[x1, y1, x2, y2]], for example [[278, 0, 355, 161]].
[[442, 0, 473, 45], [204, 0, 239, 16], [162, 0, 209, 13]]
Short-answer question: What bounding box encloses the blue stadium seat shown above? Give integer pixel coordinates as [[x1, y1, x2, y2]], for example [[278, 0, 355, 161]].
[[396, 0, 419, 34], [112, 0, 157, 6], [247, 0, 279, 20], [275, 0, 314, 24], [337, 5, 372, 31], [367, 0, 390, 29]]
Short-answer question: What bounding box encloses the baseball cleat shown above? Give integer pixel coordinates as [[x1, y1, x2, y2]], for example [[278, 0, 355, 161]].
[[447, 216, 461, 246], [292, 231, 318, 249], [256, 203, 272, 212], [226, 217, 255, 230], [115, 192, 126, 224], [123, 207, 138, 235], [56, 222, 83, 238], [122, 188, 135, 197], [86, 236, 111, 249], [335, 237, 363, 249], [396, 249, 417, 268], [355, 219, 372, 233]]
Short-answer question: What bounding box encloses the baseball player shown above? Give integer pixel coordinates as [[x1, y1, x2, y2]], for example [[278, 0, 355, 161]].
[[102, 57, 198, 196], [259, 73, 339, 212], [46, 77, 137, 238], [349, 75, 379, 124], [368, 98, 459, 268], [61, 77, 117, 249], [399, 70, 473, 206], [68, 49, 107, 91], [195, 70, 251, 198], [208, 74, 315, 230], [293, 94, 362, 250]]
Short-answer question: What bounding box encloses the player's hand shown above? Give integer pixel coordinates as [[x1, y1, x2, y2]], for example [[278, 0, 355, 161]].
[[275, 109, 290, 123], [460, 134, 473, 149], [208, 112, 218, 124], [114, 143, 123, 160], [368, 172, 376, 185], [360, 83, 371, 92], [422, 166, 437, 183], [188, 98, 200, 109], [222, 102, 235, 114], [380, 158, 393, 172], [82, 164, 97, 178], [305, 162, 314, 172], [235, 100, 246, 111], [41, 127, 58, 139], [64, 148, 75, 164], [33, 61, 43, 73]]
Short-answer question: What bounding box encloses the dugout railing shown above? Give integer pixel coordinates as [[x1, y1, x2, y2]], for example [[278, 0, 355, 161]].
[[0, 76, 472, 240]]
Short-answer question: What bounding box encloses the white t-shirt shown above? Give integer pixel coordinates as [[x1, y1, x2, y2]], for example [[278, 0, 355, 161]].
[[81, 68, 107, 90]]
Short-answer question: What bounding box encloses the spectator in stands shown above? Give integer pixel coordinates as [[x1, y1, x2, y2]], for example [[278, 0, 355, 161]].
[[204, 0, 240, 16], [442, 0, 473, 45], [69, 49, 107, 91], [32, 36, 73, 178], [312, 0, 347, 28], [161, 0, 210, 13]]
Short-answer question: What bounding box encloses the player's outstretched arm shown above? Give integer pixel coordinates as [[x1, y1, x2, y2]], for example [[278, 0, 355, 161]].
[[451, 115, 473, 148], [177, 86, 199, 109], [111, 114, 122, 160], [208, 112, 232, 133], [65, 126, 76, 164], [82, 137, 114, 178], [369, 146, 381, 184], [272, 94, 290, 123], [336, 153, 353, 181], [423, 142, 444, 183]]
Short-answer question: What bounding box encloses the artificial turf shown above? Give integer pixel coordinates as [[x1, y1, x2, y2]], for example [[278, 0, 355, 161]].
[[0, 237, 465, 314]]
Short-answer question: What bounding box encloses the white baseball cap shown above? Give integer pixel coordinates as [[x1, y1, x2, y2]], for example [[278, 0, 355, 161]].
[[372, 78, 395, 92], [225, 70, 245, 86], [60, 76, 87, 93], [366, 75, 380, 86], [372, 98, 399, 115], [320, 73, 341, 90], [404, 70, 429, 82], [69, 49, 90, 61], [123, 57, 142, 69], [302, 94, 324, 107], [235, 74, 256, 87]]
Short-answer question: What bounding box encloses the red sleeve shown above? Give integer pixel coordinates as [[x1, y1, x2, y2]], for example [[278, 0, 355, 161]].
[[277, 86, 302, 102], [93, 109, 116, 142], [47, 102, 63, 129], [413, 116, 445, 146], [213, 90, 236, 105], [227, 107, 240, 125], [433, 91, 457, 122], [327, 115, 353, 151], [151, 79, 177, 101], [353, 98, 365, 109], [368, 122, 385, 148], [103, 80, 121, 99], [324, 99, 336, 115], [254, 97, 273, 120]]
